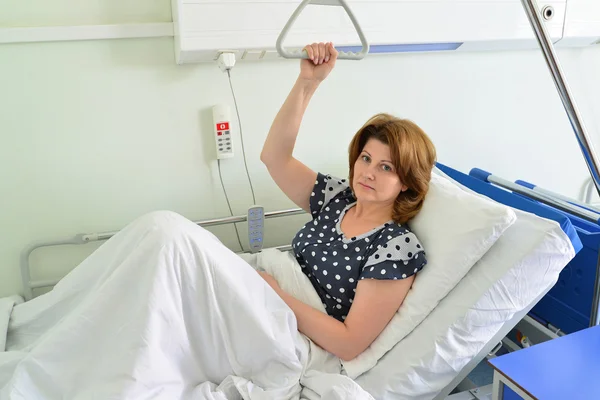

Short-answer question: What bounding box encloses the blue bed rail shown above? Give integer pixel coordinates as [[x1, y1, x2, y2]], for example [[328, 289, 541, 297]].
[[462, 164, 600, 334], [436, 163, 582, 252]]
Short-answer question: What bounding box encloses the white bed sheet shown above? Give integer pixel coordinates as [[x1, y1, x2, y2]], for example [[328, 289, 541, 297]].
[[0, 211, 374, 400], [0, 296, 22, 352], [355, 170, 576, 399]]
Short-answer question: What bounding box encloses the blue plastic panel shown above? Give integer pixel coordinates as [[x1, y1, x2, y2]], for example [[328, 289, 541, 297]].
[[489, 325, 600, 400], [336, 42, 463, 54], [514, 179, 535, 190], [469, 167, 492, 183], [456, 163, 598, 334], [436, 163, 582, 252], [507, 178, 600, 333]]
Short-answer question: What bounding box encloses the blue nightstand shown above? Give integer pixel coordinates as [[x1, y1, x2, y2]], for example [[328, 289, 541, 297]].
[[487, 325, 600, 399]]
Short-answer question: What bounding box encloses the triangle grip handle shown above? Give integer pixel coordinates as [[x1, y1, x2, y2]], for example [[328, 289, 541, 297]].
[[276, 0, 369, 61]]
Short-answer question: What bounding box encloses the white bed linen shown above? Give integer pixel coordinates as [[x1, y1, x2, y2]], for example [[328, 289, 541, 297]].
[[0, 175, 576, 400], [0, 296, 23, 352], [355, 171, 576, 399], [0, 211, 373, 400]]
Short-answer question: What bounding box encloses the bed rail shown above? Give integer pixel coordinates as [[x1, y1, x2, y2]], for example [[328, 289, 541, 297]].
[[469, 170, 600, 330], [469, 170, 600, 224], [513, 179, 600, 215], [20, 208, 304, 301]]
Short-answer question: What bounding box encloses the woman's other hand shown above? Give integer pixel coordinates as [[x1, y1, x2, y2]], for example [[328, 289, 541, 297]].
[[300, 42, 338, 83]]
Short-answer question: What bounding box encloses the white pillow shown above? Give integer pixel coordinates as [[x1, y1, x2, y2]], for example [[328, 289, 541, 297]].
[[341, 173, 517, 378], [356, 170, 576, 399]]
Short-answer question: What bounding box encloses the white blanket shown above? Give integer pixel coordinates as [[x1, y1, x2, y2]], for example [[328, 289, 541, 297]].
[[0, 296, 23, 352], [0, 211, 373, 400]]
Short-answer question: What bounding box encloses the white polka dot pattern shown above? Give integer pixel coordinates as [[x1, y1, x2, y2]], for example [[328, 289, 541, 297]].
[[363, 231, 422, 268], [310, 174, 348, 217], [292, 172, 427, 322]]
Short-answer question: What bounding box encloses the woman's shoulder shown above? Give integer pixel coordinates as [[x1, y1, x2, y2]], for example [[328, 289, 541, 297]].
[[310, 173, 353, 217], [377, 221, 416, 238], [315, 173, 351, 194], [378, 222, 423, 245], [367, 222, 426, 263], [359, 222, 427, 280]]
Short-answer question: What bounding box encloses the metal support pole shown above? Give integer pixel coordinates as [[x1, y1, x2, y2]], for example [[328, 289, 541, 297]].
[[520, 0, 600, 198], [520, 0, 600, 328]]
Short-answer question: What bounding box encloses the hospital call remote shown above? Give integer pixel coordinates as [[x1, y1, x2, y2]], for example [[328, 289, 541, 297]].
[[247, 206, 265, 253], [212, 105, 234, 159]]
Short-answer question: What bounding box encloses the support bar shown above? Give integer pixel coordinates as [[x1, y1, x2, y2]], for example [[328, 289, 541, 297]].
[[81, 208, 305, 243], [514, 180, 600, 215], [21, 208, 305, 300], [484, 173, 600, 223], [20, 238, 82, 302], [520, 0, 600, 198]]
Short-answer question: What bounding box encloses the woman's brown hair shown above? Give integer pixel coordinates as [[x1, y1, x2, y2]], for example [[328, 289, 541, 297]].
[[348, 113, 437, 224]]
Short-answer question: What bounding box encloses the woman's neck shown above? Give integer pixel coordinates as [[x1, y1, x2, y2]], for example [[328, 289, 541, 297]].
[[352, 201, 394, 225]]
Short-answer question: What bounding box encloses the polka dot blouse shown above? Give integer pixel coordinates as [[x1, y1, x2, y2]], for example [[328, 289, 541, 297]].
[[292, 173, 427, 322]]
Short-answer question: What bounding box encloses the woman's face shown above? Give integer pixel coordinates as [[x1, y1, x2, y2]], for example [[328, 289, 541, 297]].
[[352, 138, 407, 206]]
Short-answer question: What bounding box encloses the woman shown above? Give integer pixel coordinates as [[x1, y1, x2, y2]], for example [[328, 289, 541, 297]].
[[259, 42, 437, 362], [2, 43, 436, 400]]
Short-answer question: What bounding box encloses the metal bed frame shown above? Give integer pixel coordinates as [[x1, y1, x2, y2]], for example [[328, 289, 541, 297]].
[[20, 208, 305, 301]]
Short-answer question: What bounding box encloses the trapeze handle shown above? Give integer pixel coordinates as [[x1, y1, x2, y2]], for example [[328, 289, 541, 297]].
[[276, 0, 369, 61]]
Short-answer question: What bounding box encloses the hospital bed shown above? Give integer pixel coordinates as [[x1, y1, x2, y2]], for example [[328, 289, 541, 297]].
[[13, 161, 583, 399]]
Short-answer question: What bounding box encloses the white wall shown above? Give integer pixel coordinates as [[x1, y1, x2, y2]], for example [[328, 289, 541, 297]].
[[0, 0, 172, 26], [1, 27, 600, 297]]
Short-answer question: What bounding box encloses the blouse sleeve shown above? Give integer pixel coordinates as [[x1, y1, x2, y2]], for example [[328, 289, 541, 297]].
[[309, 173, 350, 219], [359, 229, 427, 281]]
